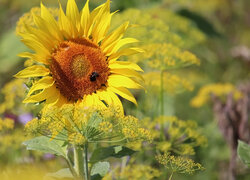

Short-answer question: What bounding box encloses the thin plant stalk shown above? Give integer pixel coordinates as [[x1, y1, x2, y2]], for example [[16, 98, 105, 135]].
[[160, 69, 165, 140], [84, 143, 89, 180], [74, 146, 84, 180], [160, 69, 164, 116], [169, 171, 174, 180], [66, 149, 78, 178]]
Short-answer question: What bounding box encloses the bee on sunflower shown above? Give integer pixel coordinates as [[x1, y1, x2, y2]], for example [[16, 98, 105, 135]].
[[15, 0, 144, 111]]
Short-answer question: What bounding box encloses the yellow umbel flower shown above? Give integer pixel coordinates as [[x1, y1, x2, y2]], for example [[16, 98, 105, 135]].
[[25, 104, 151, 144], [143, 71, 193, 94], [156, 153, 204, 174], [144, 116, 207, 155], [0, 118, 14, 131], [191, 83, 242, 108], [15, 0, 144, 110], [104, 164, 161, 180]]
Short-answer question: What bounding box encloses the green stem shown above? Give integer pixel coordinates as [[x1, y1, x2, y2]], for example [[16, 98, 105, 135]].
[[168, 171, 174, 180], [66, 149, 78, 178], [120, 156, 128, 175], [84, 143, 89, 180], [160, 69, 165, 140], [74, 146, 84, 180], [160, 69, 164, 116]]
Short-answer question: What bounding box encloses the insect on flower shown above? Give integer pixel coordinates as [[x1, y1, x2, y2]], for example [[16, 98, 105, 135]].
[[90, 71, 99, 82]]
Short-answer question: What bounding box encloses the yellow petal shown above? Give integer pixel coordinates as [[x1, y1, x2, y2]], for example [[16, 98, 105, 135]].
[[101, 21, 129, 51], [82, 94, 94, 107], [54, 94, 68, 107], [104, 38, 139, 56], [32, 13, 49, 34], [46, 86, 60, 106], [14, 65, 50, 78], [106, 87, 123, 112], [109, 86, 137, 105], [80, 0, 90, 37], [109, 48, 144, 62], [96, 89, 113, 106], [108, 75, 143, 89], [23, 85, 56, 103], [40, 3, 63, 41], [66, 0, 80, 30], [58, 3, 77, 39], [94, 94, 107, 108], [21, 36, 50, 57], [32, 13, 62, 42], [22, 24, 55, 50], [91, 0, 112, 43], [18, 52, 49, 65], [110, 68, 144, 81], [27, 76, 54, 96], [109, 61, 144, 72], [86, 2, 105, 37]]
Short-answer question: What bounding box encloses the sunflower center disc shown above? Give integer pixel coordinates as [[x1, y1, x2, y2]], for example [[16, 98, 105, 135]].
[[71, 55, 90, 78], [50, 38, 109, 102]]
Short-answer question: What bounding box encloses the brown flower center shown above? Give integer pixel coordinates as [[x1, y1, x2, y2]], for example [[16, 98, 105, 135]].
[[50, 38, 109, 102]]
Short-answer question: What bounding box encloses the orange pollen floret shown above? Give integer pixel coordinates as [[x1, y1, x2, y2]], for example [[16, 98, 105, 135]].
[[50, 38, 109, 102], [71, 54, 90, 78]]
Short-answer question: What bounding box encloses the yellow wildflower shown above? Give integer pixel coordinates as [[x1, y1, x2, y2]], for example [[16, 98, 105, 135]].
[[0, 118, 14, 131], [104, 164, 161, 180], [191, 83, 243, 108], [156, 153, 204, 174], [25, 104, 151, 145], [15, 0, 144, 111], [143, 71, 193, 94]]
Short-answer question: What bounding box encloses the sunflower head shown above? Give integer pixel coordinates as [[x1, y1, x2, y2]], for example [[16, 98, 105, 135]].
[[50, 38, 109, 102], [15, 0, 144, 111]]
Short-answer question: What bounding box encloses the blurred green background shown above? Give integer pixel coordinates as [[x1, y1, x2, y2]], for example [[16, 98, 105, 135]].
[[0, 0, 250, 179]]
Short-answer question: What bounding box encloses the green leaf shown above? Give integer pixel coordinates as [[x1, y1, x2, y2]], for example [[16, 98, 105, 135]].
[[23, 136, 66, 158], [91, 162, 110, 180], [90, 145, 136, 163], [237, 140, 250, 167], [45, 168, 73, 179]]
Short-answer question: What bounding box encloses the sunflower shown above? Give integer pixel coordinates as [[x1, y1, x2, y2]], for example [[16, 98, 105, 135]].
[[15, 0, 144, 110]]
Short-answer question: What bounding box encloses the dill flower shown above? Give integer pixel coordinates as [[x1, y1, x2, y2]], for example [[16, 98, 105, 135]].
[[104, 164, 161, 180], [146, 116, 207, 155], [143, 71, 193, 94], [0, 79, 26, 114], [156, 153, 204, 174], [15, 0, 144, 110], [191, 83, 242, 108], [111, 8, 206, 49], [132, 43, 200, 70], [0, 118, 14, 132], [25, 104, 151, 145]]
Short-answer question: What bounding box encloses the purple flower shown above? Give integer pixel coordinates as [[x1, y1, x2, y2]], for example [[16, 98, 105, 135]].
[[18, 113, 33, 125], [43, 153, 55, 160]]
